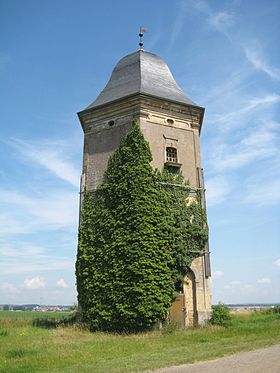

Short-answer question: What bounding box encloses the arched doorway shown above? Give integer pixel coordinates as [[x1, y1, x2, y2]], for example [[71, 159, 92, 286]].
[[169, 269, 198, 327], [183, 270, 198, 327]]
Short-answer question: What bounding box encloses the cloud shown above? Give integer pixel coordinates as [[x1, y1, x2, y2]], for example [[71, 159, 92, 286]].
[[257, 277, 272, 284], [146, 31, 161, 51], [1, 260, 74, 276], [212, 270, 224, 279], [243, 284, 254, 291], [9, 138, 80, 188], [211, 94, 280, 129], [0, 189, 79, 233], [169, 1, 188, 48], [169, 1, 234, 48], [23, 276, 46, 290], [209, 11, 235, 32], [206, 117, 279, 177], [244, 179, 280, 207], [0, 242, 45, 258], [274, 259, 280, 268], [230, 281, 241, 285], [2, 282, 18, 293], [244, 47, 280, 81], [205, 176, 231, 206], [56, 278, 69, 289], [0, 240, 75, 275], [189, 0, 234, 34]]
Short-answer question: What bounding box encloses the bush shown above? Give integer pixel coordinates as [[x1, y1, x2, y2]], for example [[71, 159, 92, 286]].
[[265, 306, 280, 314], [210, 304, 232, 327]]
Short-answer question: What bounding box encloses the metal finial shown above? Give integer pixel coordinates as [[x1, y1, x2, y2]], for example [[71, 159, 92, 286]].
[[139, 27, 147, 49]]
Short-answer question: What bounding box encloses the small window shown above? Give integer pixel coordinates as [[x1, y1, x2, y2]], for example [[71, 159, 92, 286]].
[[167, 118, 174, 125], [166, 147, 177, 163], [108, 120, 115, 126]]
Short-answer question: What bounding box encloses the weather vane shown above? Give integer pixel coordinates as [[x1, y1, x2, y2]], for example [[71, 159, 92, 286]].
[[139, 27, 148, 49]]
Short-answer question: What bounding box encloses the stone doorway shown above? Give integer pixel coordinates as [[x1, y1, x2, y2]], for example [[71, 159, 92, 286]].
[[169, 269, 198, 327], [183, 270, 198, 327]]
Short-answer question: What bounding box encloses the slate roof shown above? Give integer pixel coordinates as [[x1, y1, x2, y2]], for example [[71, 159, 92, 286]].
[[86, 49, 197, 109]]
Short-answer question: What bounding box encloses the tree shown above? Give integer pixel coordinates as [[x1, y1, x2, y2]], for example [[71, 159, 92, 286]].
[[76, 122, 174, 332]]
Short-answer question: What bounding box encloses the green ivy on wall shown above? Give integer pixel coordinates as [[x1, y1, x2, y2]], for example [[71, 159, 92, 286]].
[[76, 122, 208, 332]]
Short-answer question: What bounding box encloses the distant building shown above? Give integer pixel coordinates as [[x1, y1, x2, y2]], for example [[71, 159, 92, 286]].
[[77, 48, 211, 326]]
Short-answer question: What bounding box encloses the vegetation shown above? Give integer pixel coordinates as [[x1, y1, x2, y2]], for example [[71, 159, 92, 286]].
[[76, 123, 208, 332], [265, 305, 280, 314], [76, 123, 174, 332], [155, 170, 208, 290], [0, 311, 280, 372], [210, 304, 233, 327]]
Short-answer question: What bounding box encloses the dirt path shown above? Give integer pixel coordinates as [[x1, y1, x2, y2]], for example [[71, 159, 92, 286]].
[[151, 343, 280, 373]]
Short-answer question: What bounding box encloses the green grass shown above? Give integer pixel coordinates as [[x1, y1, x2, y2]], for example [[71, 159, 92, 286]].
[[0, 312, 279, 372], [0, 311, 70, 319]]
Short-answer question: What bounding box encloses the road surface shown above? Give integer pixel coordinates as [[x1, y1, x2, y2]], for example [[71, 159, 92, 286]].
[[150, 343, 280, 373]]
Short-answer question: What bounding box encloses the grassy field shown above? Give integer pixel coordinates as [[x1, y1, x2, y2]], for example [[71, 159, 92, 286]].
[[0, 311, 279, 373]]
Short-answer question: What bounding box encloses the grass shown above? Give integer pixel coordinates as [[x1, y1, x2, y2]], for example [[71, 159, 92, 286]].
[[0, 311, 279, 372]]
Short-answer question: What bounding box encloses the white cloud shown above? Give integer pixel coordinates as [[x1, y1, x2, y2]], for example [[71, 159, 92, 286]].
[[274, 259, 280, 268], [212, 270, 224, 278], [0, 242, 45, 258], [0, 239, 75, 276], [244, 47, 280, 81], [2, 282, 18, 293], [206, 117, 279, 178], [0, 189, 79, 233], [230, 281, 241, 285], [211, 94, 280, 129], [243, 284, 254, 291], [189, 0, 234, 35], [245, 179, 280, 206], [209, 11, 235, 32], [169, 1, 188, 48], [23, 276, 46, 290], [56, 278, 69, 289], [146, 32, 161, 51], [1, 261, 74, 276], [9, 138, 80, 188], [205, 176, 231, 206], [257, 277, 272, 284]]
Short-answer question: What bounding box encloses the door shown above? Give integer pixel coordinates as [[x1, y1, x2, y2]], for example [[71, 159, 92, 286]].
[[183, 270, 198, 327]]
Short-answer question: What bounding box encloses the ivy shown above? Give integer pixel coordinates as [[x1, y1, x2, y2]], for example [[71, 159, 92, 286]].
[[76, 122, 208, 332], [155, 170, 208, 291], [76, 122, 174, 332]]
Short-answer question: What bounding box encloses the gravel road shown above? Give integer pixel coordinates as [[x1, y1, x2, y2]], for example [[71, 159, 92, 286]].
[[150, 343, 280, 373]]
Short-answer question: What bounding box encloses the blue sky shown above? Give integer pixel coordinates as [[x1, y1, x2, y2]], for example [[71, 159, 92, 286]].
[[1, 0, 279, 305]]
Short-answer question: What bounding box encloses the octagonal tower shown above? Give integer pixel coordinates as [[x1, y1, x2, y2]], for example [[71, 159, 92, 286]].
[[78, 49, 211, 326]]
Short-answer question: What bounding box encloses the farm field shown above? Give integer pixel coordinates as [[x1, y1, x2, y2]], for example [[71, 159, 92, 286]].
[[0, 311, 280, 372]]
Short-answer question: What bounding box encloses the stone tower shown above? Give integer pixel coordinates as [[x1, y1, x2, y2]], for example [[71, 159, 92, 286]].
[[78, 49, 211, 326]]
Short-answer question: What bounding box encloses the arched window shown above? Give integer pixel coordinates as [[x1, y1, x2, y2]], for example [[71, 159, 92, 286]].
[[166, 147, 178, 163]]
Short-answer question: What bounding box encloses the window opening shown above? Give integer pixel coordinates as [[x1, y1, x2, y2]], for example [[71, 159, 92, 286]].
[[166, 147, 178, 163]]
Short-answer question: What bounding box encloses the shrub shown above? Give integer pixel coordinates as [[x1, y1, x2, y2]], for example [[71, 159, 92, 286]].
[[265, 305, 280, 314], [210, 304, 232, 327]]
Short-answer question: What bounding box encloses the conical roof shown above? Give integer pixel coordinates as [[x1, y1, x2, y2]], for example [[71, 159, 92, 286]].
[[86, 49, 197, 109]]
